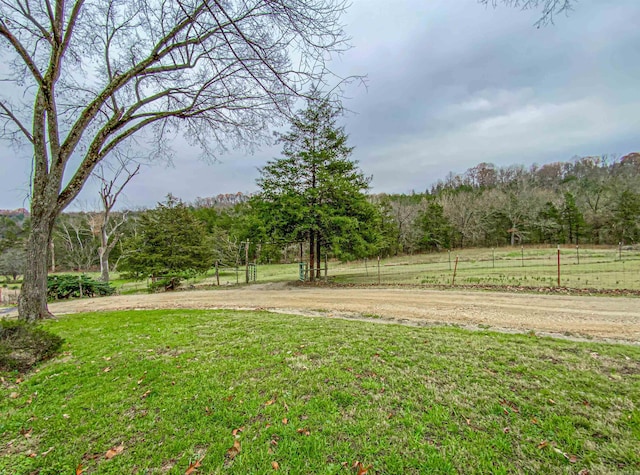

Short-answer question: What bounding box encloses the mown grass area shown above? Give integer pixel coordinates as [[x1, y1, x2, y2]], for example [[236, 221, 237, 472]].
[[1, 310, 638, 474]]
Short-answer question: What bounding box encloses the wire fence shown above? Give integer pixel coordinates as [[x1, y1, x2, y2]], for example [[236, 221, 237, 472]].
[[327, 245, 640, 291], [3, 246, 638, 304]]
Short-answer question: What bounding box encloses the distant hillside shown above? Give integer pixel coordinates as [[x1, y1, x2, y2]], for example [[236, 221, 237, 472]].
[[0, 208, 29, 218]]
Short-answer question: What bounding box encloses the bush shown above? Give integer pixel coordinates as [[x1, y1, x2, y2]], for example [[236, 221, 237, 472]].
[[147, 270, 198, 292], [0, 319, 64, 372], [47, 274, 115, 300]]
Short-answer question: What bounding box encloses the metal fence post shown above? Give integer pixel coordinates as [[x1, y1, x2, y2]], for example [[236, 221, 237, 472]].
[[452, 256, 459, 286], [557, 246, 561, 287]]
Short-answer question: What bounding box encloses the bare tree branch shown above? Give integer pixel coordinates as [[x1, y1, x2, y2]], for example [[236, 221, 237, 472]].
[[479, 0, 576, 26]]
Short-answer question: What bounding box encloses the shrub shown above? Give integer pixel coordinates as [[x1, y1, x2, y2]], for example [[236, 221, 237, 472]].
[[47, 274, 115, 300], [0, 319, 64, 372], [147, 270, 196, 292]]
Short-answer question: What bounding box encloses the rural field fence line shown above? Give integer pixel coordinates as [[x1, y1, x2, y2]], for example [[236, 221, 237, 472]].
[[327, 245, 640, 291]]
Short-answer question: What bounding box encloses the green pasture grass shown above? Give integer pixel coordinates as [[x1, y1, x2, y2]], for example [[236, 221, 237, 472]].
[[40, 245, 640, 293], [330, 246, 640, 290], [1, 310, 638, 474]]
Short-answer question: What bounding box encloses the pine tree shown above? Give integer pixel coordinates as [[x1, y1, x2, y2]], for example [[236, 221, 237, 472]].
[[256, 93, 381, 280], [121, 195, 213, 290]]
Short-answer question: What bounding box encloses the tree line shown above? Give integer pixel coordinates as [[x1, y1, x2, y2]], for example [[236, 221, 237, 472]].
[[3, 151, 638, 287], [380, 154, 640, 253]]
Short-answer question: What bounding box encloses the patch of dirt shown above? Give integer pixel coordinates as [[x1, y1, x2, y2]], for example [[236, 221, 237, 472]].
[[6, 283, 640, 343]]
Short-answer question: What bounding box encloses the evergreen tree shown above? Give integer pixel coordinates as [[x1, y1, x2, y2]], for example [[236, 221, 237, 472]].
[[256, 93, 382, 279], [614, 190, 640, 244], [561, 192, 585, 244], [416, 201, 452, 251], [120, 195, 213, 290]]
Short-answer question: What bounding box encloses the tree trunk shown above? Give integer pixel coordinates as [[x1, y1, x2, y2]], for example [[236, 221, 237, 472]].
[[99, 248, 110, 282], [309, 232, 315, 282], [316, 237, 321, 279], [99, 227, 110, 282], [18, 217, 55, 321]]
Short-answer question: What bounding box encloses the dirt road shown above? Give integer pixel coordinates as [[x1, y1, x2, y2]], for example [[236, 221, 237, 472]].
[[9, 284, 637, 343]]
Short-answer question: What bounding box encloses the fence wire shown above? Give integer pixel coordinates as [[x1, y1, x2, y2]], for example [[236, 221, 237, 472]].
[[327, 246, 640, 290]]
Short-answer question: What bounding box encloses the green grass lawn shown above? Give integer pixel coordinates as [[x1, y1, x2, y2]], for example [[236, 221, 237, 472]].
[[1, 310, 638, 474]]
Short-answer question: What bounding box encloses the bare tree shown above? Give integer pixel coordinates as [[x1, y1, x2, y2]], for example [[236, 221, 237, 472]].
[[438, 191, 479, 248], [54, 213, 99, 271], [92, 158, 139, 282], [479, 0, 576, 26], [0, 0, 352, 320], [0, 248, 26, 281], [485, 184, 545, 245]]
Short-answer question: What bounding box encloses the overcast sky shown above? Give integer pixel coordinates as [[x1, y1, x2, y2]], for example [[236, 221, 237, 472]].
[[1, 0, 639, 210]]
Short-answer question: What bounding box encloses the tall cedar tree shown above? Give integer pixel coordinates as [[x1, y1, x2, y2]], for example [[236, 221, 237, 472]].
[[257, 94, 377, 280], [121, 195, 213, 288]]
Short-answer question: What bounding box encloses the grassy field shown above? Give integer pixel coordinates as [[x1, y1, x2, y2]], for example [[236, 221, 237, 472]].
[[1, 310, 638, 474], [2, 245, 638, 305], [329, 246, 640, 290]]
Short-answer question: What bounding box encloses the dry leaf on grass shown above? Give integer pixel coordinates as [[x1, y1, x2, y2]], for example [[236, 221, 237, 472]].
[[272, 461, 280, 470], [40, 447, 54, 457], [105, 444, 124, 459], [552, 447, 577, 463], [184, 457, 204, 474], [352, 461, 372, 474], [226, 440, 241, 460], [76, 464, 83, 475], [232, 426, 245, 436]]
